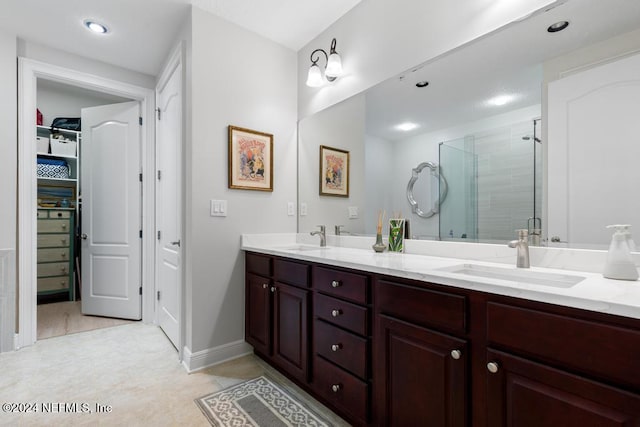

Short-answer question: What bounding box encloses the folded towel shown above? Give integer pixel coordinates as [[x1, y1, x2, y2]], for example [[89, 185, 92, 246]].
[[37, 157, 67, 166]]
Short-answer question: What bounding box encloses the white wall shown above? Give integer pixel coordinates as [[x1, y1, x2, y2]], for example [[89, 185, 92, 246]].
[[298, 94, 366, 235], [37, 82, 130, 126], [18, 40, 155, 89], [187, 7, 297, 355], [0, 30, 16, 350], [297, 0, 558, 118]]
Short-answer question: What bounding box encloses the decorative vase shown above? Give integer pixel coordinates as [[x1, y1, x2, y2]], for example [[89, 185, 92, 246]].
[[388, 219, 405, 252], [372, 233, 385, 252]]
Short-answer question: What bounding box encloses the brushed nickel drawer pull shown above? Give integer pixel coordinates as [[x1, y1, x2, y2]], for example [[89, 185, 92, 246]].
[[331, 344, 342, 352], [331, 384, 341, 393], [61, 252, 67, 258], [61, 266, 67, 273], [451, 349, 462, 360], [262, 283, 268, 289], [61, 238, 67, 245], [331, 280, 341, 288], [61, 223, 67, 229], [270, 287, 276, 293], [331, 309, 342, 317], [487, 362, 500, 374], [60, 281, 65, 288]]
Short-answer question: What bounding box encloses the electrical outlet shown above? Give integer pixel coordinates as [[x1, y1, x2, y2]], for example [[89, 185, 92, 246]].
[[287, 202, 295, 216], [300, 203, 308, 216], [210, 200, 227, 217], [348, 206, 359, 219]]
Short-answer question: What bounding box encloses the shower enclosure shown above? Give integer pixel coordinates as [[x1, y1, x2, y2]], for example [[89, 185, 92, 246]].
[[438, 119, 542, 243]]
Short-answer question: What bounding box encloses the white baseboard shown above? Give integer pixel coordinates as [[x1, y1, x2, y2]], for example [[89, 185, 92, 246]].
[[181, 339, 253, 373], [0, 250, 16, 353]]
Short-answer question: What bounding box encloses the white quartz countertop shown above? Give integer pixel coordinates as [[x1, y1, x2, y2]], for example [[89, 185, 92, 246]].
[[241, 234, 640, 321]]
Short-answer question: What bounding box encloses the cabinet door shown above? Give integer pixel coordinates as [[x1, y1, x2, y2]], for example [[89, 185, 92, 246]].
[[245, 273, 272, 356], [486, 349, 640, 427], [374, 314, 467, 427], [273, 282, 309, 383]]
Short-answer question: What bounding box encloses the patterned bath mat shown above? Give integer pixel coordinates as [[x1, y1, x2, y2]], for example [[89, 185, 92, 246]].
[[195, 375, 332, 427]]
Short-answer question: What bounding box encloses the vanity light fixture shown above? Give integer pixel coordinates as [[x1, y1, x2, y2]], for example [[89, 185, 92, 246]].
[[306, 38, 343, 87], [547, 20, 569, 33], [84, 19, 109, 34]]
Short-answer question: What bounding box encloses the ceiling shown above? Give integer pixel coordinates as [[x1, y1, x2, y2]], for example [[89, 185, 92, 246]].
[[0, 0, 361, 77], [365, 0, 640, 141]]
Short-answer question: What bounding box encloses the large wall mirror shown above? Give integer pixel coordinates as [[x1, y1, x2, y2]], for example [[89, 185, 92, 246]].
[[298, 0, 640, 248]]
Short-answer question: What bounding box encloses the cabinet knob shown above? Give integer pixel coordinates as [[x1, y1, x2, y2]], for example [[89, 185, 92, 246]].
[[331, 344, 342, 352], [61, 252, 67, 258], [61, 238, 67, 245], [61, 267, 67, 273], [451, 349, 462, 360], [262, 283, 268, 289], [270, 287, 276, 293], [331, 309, 342, 317], [331, 280, 341, 288], [487, 362, 500, 374], [61, 223, 67, 229], [60, 281, 65, 288], [331, 384, 341, 393]]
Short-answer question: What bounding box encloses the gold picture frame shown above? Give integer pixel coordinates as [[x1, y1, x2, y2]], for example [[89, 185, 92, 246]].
[[228, 125, 274, 191], [319, 145, 349, 197]]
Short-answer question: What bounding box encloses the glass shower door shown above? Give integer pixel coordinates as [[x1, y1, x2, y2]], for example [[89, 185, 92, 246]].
[[439, 138, 478, 241]]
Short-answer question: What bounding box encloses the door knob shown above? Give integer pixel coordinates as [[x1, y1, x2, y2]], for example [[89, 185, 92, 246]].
[[81, 233, 88, 240], [487, 362, 500, 374], [170, 240, 181, 247], [451, 349, 462, 360]]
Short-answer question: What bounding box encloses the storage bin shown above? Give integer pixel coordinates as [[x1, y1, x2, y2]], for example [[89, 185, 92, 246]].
[[37, 158, 69, 179], [50, 137, 77, 156], [36, 136, 49, 153]]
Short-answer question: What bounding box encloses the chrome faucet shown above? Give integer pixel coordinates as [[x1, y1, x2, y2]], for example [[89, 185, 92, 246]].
[[335, 225, 344, 236], [508, 229, 530, 268], [311, 225, 326, 247]]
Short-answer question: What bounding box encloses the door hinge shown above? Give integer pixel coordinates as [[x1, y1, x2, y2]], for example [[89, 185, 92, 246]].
[[139, 230, 143, 238], [139, 116, 143, 126], [157, 290, 161, 300], [157, 230, 161, 240], [157, 170, 161, 180], [139, 286, 142, 295], [139, 173, 143, 182], [156, 108, 161, 120]]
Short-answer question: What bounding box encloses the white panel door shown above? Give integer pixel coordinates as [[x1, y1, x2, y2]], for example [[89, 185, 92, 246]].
[[81, 101, 142, 319], [548, 53, 640, 246], [156, 61, 182, 348]]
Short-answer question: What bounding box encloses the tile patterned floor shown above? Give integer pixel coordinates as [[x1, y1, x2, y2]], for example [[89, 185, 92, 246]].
[[0, 323, 348, 426]]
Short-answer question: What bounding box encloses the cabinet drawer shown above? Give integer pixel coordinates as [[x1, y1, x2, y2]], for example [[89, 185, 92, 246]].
[[37, 248, 71, 263], [246, 252, 272, 277], [37, 262, 69, 277], [38, 276, 70, 292], [313, 266, 368, 304], [376, 279, 467, 335], [314, 293, 369, 336], [315, 319, 368, 380], [37, 210, 49, 218], [38, 219, 71, 233], [274, 258, 309, 288], [487, 302, 640, 389], [49, 210, 71, 219], [313, 355, 369, 423], [37, 233, 70, 248]]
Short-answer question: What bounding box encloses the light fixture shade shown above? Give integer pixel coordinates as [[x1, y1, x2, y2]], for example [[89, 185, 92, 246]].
[[306, 64, 324, 87], [325, 53, 343, 78]]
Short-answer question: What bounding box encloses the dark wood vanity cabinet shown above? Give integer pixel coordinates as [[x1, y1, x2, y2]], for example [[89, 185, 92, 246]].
[[245, 253, 311, 383], [245, 252, 640, 426]]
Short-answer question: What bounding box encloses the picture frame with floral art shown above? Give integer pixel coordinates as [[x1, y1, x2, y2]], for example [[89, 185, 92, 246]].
[[319, 145, 349, 197], [228, 125, 273, 191]]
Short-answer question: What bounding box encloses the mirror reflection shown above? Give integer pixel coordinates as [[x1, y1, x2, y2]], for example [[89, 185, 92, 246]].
[[298, 0, 640, 248]]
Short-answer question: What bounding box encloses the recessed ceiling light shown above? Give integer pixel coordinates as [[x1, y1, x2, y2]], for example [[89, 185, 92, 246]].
[[84, 20, 108, 34], [416, 81, 429, 88], [547, 21, 569, 33], [486, 94, 515, 107], [395, 122, 419, 132]]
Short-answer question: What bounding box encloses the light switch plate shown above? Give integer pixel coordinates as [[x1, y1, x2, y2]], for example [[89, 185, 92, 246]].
[[300, 203, 308, 216], [210, 200, 227, 217], [287, 202, 295, 216], [348, 206, 358, 219]]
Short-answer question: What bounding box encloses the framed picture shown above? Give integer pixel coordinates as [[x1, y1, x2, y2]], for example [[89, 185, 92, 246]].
[[228, 125, 273, 191], [319, 145, 349, 197]]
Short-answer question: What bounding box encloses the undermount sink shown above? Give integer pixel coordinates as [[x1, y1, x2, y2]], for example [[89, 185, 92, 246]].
[[438, 263, 586, 288], [276, 244, 330, 252]]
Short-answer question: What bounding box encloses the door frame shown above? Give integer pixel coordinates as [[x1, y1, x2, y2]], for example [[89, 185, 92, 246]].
[[155, 42, 185, 359], [17, 58, 156, 349]]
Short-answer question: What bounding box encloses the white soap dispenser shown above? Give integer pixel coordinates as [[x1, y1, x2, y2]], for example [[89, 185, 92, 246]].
[[603, 224, 639, 281]]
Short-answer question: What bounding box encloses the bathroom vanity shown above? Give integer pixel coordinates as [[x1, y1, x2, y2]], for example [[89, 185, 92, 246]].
[[243, 238, 640, 426]]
